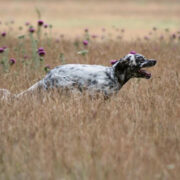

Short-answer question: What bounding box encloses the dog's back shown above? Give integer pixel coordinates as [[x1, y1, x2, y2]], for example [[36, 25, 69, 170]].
[[42, 64, 120, 95]]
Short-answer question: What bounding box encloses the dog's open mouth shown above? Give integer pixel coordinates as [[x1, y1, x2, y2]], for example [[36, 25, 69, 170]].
[[138, 69, 151, 79], [138, 60, 156, 79]]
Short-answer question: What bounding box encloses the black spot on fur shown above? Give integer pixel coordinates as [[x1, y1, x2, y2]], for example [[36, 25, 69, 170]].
[[92, 80, 97, 85], [47, 73, 52, 79], [105, 71, 115, 83]]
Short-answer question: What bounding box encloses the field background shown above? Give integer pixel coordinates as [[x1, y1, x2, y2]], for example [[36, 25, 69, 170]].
[[0, 0, 180, 39], [0, 0, 180, 180]]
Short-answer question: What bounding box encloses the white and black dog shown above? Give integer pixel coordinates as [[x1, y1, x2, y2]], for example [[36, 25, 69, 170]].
[[0, 52, 156, 99]]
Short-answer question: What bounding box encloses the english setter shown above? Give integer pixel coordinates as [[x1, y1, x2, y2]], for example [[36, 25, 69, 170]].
[[1, 52, 156, 99]]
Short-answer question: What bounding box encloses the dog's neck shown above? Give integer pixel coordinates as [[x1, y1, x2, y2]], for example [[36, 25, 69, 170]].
[[114, 69, 131, 86]]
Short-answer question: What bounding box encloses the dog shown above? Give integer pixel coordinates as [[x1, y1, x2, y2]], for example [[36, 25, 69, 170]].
[[1, 52, 156, 99]]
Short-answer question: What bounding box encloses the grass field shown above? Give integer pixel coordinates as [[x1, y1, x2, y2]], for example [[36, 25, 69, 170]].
[[0, 0, 180, 179], [0, 0, 180, 39]]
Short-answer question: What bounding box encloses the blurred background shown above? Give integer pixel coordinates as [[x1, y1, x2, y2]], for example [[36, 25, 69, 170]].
[[0, 0, 179, 39]]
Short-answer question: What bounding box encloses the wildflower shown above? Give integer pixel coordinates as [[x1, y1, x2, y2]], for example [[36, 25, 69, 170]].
[[0, 48, 4, 53], [60, 34, 64, 38], [55, 39, 60, 43], [44, 65, 50, 72], [102, 28, 106, 32], [38, 47, 46, 56], [44, 24, 48, 28], [1, 32, 6, 37], [38, 51, 46, 56], [110, 60, 118, 65], [29, 27, 35, 33], [121, 28, 125, 33], [130, 51, 136, 54], [83, 40, 88, 46], [171, 33, 176, 39], [24, 55, 28, 59], [153, 27, 157, 31], [38, 20, 44, 26], [159, 35, 164, 40], [144, 36, 149, 40], [84, 28, 88, 32], [10, 20, 14, 24], [149, 32, 152, 35], [9, 58, 16, 65], [38, 47, 44, 52], [25, 22, 30, 26], [91, 34, 98, 38]]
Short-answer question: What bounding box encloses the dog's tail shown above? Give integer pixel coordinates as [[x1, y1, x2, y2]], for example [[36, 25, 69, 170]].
[[16, 80, 44, 98], [0, 80, 44, 100]]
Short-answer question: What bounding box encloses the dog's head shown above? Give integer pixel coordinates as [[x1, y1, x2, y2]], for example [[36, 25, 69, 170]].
[[113, 52, 156, 80]]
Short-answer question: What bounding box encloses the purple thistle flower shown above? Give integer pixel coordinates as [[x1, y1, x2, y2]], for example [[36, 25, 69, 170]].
[[171, 33, 176, 39], [121, 28, 125, 33], [91, 34, 98, 38], [25, 22, 30, 26], [159, 35, 164, 40], [130, 51, 136, 54], [38, 20, 44, 26], [0, 48, 4, 53], [149, 32, 152, 35], [38, 47, 44, 52], [84, 28, 88, 32], [83, 40, 88, 46], [37, 47, 46, 56], [10, 20, 14, 24], [9, 58, 16, 65], [24, 55, 28, 59], [55, 39, 60, 43], [29, 27, 35, 33], [44, 24, 48, 28], [110, 60, 118, 65], [60, 34, 64, 38], [38, 51, 46, 56], [144, 36, 149, 40], [1, 32, 6, 37]]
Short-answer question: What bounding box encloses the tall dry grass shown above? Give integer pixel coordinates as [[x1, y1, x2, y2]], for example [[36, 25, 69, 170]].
[[0, 36, 180, 179]]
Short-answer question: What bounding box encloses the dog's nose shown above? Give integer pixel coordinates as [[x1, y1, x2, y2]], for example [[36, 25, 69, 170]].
[[151, 60, 157, 65]]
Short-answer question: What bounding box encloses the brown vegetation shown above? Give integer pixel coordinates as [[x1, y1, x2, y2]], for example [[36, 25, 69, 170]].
[[0, 35, 180, 179]]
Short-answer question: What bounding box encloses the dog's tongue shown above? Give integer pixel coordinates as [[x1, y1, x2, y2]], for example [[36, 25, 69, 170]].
[[139, 69, 151, 79]]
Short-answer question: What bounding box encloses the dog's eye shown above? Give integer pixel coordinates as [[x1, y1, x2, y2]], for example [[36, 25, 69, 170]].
[[138, 57, 144, 62]]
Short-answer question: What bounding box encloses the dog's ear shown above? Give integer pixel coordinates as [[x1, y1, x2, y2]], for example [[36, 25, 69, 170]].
[[114, 58, 128, 71]]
